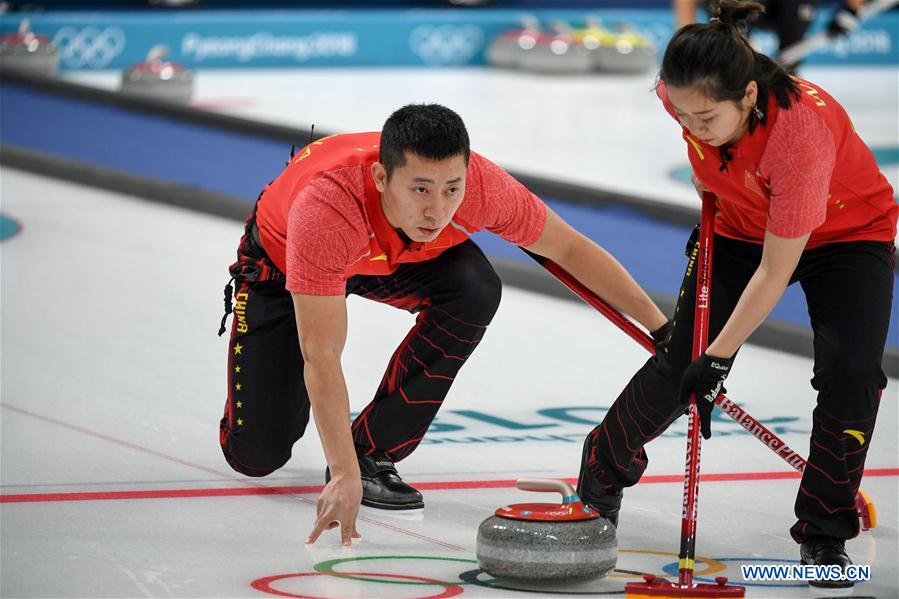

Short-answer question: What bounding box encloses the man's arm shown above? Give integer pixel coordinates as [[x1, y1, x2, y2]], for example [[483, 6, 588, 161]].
[[292, 292, 362, 546], [525, 208, 668, 334]]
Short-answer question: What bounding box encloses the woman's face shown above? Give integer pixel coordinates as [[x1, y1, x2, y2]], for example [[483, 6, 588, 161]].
[[667, 81, 757, 147]]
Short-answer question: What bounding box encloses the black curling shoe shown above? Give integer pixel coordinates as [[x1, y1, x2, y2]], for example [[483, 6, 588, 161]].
[[576, 434, 622, 527], [800, 536, 854, 589], [326, 451, 424, 510]]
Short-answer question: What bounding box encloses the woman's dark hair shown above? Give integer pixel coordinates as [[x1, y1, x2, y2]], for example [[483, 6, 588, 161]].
[[380, 103, 470, 178], [659, 0, 799, 135]]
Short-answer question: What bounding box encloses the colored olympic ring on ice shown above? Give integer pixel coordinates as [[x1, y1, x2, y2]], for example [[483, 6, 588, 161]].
[[314, 556, 489, 586], [458, 550, 726, 595], [255, 550, 727, 597], [52, 26, 126, 69], [251, 572, 463, 599], [315, 550, 722, 584], [457, 569, 629, 595], [662, 557, 807, 588], [613, 550, 725, 579]]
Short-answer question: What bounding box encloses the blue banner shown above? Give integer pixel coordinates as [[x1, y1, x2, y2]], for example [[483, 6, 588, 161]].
[[1, 7, 896, 70]]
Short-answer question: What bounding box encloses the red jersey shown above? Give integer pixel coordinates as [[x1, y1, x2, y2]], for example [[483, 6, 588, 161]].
[[658, 79, 896, 248], [254, 132, 548, 295]]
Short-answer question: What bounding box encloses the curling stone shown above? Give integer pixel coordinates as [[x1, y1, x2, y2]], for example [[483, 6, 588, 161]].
[[518, 21, 593, 75], [119, 45, 194, 104], [477, 478, 616, 582], [603, 24, 657, 73], [568, 18, 617, 72], [0, 19, 60, 77], [573, 19, 656, 74], [485, 17, 543, 70]]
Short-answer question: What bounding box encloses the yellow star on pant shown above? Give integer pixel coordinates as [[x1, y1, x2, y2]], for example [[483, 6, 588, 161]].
[[235, 383, 242, 391], [234, 365, 241, 373], [236, 401, 243, 408], [236, 418, 244, 426], [234, 343, 243, 355]]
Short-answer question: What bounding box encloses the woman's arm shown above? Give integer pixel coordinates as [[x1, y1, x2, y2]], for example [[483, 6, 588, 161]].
[[706, 229, 809, 358]]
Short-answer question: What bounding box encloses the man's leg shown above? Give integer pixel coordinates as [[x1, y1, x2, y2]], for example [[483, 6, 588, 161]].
[[578, 233, 759, 524], [791, 241, 893, 587], [220, 278, 311, 477], [350, 240, 502, 459], [342, 240, 501, 507]]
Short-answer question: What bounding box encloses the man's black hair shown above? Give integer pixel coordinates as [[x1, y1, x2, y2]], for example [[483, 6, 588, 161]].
[[379, 104, 470, 177]]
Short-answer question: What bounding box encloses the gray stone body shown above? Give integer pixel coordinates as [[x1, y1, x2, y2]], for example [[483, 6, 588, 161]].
[[486, 35, 525, 69], [518, 40, 593, 74], [120, 65, 194, 104], [476, 514, 617, 581], [0, 38, 59, 77], [593, 45, 657, 73]]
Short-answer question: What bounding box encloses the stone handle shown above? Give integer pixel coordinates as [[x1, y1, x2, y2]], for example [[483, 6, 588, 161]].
[[516, 478, 579, 503]]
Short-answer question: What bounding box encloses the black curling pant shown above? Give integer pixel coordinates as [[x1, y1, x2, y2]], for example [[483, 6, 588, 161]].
[[584, 232, 893, 542], [219, 231, 502, 477]]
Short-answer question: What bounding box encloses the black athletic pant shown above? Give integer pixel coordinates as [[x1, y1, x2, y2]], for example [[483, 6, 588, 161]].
[[584, 232, 893, 542], [219, 225, 501, 477]]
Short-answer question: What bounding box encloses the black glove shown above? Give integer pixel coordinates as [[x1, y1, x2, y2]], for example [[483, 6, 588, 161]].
[[650, 321, 672, 366], [827, 4, 860, 38], [679, 353, 734, 439], [650, 321, 671, 352]]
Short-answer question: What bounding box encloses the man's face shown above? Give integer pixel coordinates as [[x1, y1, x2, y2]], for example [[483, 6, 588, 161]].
[[373, 151, 468, 243]]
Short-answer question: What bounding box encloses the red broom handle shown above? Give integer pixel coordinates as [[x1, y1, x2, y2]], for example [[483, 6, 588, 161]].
[[677, 191, 717, 585], [520, 231, 810, 475]]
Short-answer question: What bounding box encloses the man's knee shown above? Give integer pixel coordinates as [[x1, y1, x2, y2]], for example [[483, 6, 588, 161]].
[[222, 444, 290, 477], [467, 266, 502, 316], [220, 423, 292, 477], [616, 356, 684, 424], [448, 258, 502, 320]]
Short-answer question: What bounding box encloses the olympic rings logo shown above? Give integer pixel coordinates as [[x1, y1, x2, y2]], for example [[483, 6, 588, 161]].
[[409, 25, 484, 66], [250, 552, 740, 598], [52, 26, 126, 69]]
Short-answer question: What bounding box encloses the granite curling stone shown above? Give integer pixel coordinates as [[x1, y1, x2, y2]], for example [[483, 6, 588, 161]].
[[0, 19, 60, 77], [477, 478, 616, 582], [518, 22, 594, 75], [485, 17, 542, 70], [119, 45, 194, 104], [572, 19, 656, 74]]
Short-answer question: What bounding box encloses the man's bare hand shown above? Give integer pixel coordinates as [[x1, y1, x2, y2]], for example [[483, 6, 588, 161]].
[[306, 473, 362, 546]]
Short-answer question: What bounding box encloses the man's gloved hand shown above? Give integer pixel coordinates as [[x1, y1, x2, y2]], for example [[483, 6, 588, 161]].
[[650, 321, 672, 367], [650, 321, 671, 352], [827, 3, 860, 38], [678, 353, 734, 439]]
